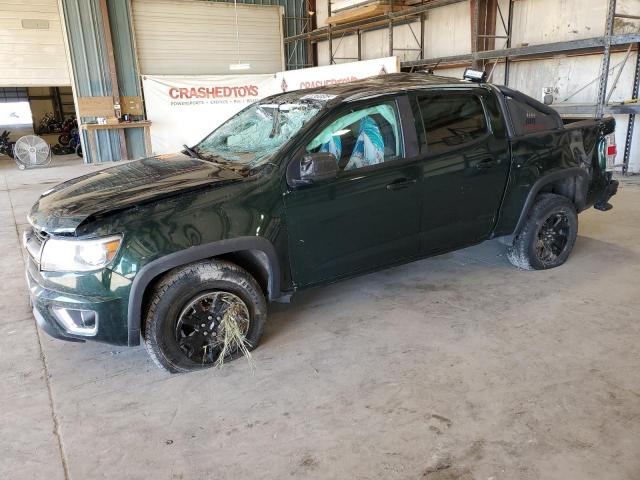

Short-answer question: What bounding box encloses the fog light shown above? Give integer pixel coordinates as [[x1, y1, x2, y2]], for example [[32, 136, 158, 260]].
[[51, 307, 98, 336]]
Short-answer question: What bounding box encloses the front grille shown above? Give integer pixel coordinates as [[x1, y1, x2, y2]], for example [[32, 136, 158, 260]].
[[24, 227, 46, 264]]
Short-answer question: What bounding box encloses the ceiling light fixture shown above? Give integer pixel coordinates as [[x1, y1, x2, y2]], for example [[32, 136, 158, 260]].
[[229, 63, 251, 71]]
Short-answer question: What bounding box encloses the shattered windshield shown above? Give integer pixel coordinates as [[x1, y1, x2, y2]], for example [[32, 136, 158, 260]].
[[194, 99, 324, 167]]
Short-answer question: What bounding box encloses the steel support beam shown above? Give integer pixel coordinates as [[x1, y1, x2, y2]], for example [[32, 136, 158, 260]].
[[307, 0, 316, 67], [52, 87, 64, 122], [596, 0, 617, 118], [328, 25, 333, 64], [552, 103, 640, 115], [401, 34, 640, 68], [623, 44, 640, 174], [616, 13, 640, 20], [327, 0, 333, 64], [420, 13, 425, 60]]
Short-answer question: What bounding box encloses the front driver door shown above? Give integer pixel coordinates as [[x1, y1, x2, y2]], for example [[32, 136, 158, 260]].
[[283, 97, 421, 288]]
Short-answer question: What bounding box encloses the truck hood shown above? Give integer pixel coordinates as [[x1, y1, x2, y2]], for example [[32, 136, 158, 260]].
[[28, 154, 246, 234]]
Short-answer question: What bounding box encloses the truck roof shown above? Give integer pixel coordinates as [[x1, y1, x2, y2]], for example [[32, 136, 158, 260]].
[[277, 73, 481, 103], [291, 72, 475, 102]]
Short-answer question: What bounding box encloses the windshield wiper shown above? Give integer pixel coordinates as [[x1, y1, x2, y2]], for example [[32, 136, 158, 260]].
[[182, 144, 201, 159], [195, 153, 251, 172]]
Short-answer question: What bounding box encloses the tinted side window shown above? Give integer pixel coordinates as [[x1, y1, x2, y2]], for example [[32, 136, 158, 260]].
[[505, 96, 559, 136], [416, 93, 488, 155], [481, 91, 507, 139]]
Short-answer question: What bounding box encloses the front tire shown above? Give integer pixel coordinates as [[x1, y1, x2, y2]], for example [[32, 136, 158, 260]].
[[507, 193, 578, 270], [143, 260, 267, 373]]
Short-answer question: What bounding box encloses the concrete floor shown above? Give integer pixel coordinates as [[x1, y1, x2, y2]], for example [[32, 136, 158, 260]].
[[1, 154, 639, 480]]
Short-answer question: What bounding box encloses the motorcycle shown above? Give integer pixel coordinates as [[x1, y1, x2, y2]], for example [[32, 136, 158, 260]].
[[51, 127, 82, 157], [37, 113, 62, 135], [70, 127, 82, 157], [34, 114, 81, 158], [57, 117, 78, 146]]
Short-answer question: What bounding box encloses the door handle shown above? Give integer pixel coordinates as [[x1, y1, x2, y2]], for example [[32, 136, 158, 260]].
[[475, 157, 496, 170], [386, 178, 417, 191]]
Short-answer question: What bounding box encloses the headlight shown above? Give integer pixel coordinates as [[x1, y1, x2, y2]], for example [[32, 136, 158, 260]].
[[40, 235, 122, 272]]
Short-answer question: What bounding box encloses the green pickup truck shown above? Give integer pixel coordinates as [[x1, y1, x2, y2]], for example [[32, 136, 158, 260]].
[[25, 73, 619, 373]]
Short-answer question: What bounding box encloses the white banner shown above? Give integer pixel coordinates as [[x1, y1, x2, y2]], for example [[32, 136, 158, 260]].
[[141, 74, 280, 154], [277, 56, 399, 92], [142, 57, 399, 155]]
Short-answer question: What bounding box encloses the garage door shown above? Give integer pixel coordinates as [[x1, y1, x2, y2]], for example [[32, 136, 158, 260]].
[[0, 0, 70, 86], [132, 0, 284, 75]]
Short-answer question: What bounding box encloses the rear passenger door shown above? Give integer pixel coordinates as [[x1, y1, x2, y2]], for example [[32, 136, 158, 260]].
[[413, 88, 510, 254]]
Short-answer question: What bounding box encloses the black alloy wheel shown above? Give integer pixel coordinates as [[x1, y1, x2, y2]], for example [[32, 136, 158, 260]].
[[506, 193, 578, 270], [143, 260, 267, 373], [535, 212, 571, 265], [175, 291, 250, 364]]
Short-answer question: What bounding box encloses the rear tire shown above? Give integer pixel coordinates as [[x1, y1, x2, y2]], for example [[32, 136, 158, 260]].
[[143, 260, 267, 373], [507, 193, 578, 270]]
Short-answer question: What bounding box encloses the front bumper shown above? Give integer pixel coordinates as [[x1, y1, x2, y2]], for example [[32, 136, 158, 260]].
[[26, 259, 131, 345], [31, 304, 84, 343]]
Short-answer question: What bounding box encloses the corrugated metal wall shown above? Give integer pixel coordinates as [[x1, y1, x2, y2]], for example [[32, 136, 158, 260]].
[[214, 0, 309, 69], [107, 0, 145, 159], [62, 0, 144, 163], [62, 0, 120, 163]]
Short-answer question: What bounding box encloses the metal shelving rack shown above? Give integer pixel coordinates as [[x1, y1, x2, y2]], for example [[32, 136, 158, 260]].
[[285, 0, 640, 173]]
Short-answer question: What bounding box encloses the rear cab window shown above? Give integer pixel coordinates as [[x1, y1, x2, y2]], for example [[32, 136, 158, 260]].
[[413, 91, 489, 156], [502, 91, 563, 136]]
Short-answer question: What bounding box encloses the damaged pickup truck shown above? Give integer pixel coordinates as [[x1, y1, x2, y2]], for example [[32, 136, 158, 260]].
[[25, 72, 619, 373]]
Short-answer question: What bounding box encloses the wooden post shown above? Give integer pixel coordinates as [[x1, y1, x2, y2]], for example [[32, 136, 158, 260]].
[[484, 0, 498, 51], [470, 0, 480, 69], [99, 0, 128, 161], [504, 0, 513, 85]]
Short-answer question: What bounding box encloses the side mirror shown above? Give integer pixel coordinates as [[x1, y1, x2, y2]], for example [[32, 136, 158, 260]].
[[298, 152, 338, 184]]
